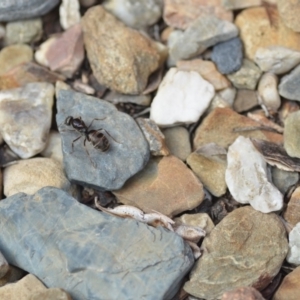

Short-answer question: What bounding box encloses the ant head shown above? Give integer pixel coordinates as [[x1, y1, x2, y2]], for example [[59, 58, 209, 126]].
[[65, 116, 73, 125]]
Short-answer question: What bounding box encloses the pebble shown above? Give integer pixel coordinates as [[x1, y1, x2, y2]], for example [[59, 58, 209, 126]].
[[136, 118, 169, 156], [0, 44, 33, 76], [226, 136, 283, 213], [0, 187, 194, 299], [233, 89, 258, 113], [104, 90, 151, 106], [222, 0, 262, 10], [81, 5, 159, 94], [227, 59, 262, 90], [163, 0, 233, 30], [0, 252, 8, 279], [187, 143, 227, 197], [5, 18, 43, 45], [210, 86, 237, 110], [254, 46, 300, 75], [279, 64, 300, 102], [211, 37, 243, 74], [30, 288, 72, 300], [40, 131, 63, 162], [272, 167, 299, 196], [162, 126, 191, 161], [257, 73, 281, 111], [277, 0, 300, 32], [168, 15, 238, 62], [46, 23, 84, 78], [57, 90, 150, 191], [283, 186, 300, 227], [34, 36, 57, 67], [0, 0, 60, 22], [287, 222, 300, 265], [184, 206, 288, 299], [273, 266, 300, 300], [3, 158, 73, 197], [176, 59, 231, 90], [103, 0, 163, 29], [0, 82, 54, 158], [221, 287, 265, 300], [150, 68, 215, 127], [113, 155, 204, 217], [284, 110, 300, 158], [235, 7, 300, 60], [59, 0, 81, 30]]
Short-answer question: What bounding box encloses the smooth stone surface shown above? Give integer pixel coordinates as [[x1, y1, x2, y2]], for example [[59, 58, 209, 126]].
[[57, 90, 149, 191], [104, 90, 151, 106], [0, 82, 54, 158], [287, 222, 300, 265], [162, 126, 191, 161], [187, 143, 227, 197], [103, 0, 163, 29], [277, 0, 300, 32], [226, 136, 283, 213], [82, 5, 159, 94], [284, 186, 300, 227], [284, 110, 300, 158], [0, 187, 194, 300], [279, 64, 300, 102], [254, 46, 300, 75], [150, 68, 215, 126], [0, 0, 60, 22], [221, 287, 265, 300], [34, 36, 57, 67], [233, 89, 258, 112], [207, 86, 236, 113], [113, 155, 204, 217], [227, 59, 262, 90], [59, 0, 81, 30], [41, 130, 63, 162], [222, 0, 262, 10], [211, 37, 243, 74], [3, 157, 72, 197], [168, 15, 238, 62], [184, 206, 288, 299], [272, 167, 299, 196]]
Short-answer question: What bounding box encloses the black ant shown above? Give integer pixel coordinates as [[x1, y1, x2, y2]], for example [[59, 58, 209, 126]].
[[63, 116, 120, 167]]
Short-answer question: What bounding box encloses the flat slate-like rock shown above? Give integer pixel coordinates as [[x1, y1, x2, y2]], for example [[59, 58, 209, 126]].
[[57, 90, 149, 190], [0, 187, 194, 300]]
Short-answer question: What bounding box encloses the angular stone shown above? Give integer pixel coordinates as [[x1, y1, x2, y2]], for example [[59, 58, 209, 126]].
[[207, 86, 236, 113], [57, 90, 149, 190], [287, 223, 300, 265], [279, 64, 300, 102], [221, 287, 265, 300], [177, 59, 231, 90], [163, 0, 233, 30], [284, 110, 300, 158], [81, 5, 159, 94], [34, 36, 57, 68], [0, 187, 194, 300], [254, 46, 300, 75], [187, 143, 227, 197], [211, 37, 243, 74], [168, 15, 238, 61], [277, 0, 300, 32], [233, 89, 258, 113], [0, 82, 54, 158], [0, 0, 60, 22], [104, 90, 151, 106], [113, 156, 204, 217], [272, 167, 299, 196], [59, 0, 81, 30], [193, 107, 283, 150], [235, 7, 300, 60], [284, 186, 300, 227], [150, 68, 215, 126], [184, 206, 288, 299], [227, 59, 262, 90], [225, 136, 283, 213], [222, 0, 262, 10]]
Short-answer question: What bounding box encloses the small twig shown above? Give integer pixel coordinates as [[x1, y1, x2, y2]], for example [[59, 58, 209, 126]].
[[232, 126, 279, 133]]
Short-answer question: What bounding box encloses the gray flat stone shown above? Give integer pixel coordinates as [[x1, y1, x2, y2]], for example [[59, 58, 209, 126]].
[[279, 64, 300, 101], [0, 187, 194, 300], [56, 90, 150, 190]]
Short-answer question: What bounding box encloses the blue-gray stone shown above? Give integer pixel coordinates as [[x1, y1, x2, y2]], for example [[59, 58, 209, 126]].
[[56, 90, 150, 190], [0, 187, 194, 300], [279, 64, 300, 101], [0, 0, 60, 22], [211, 37, 243, 75]]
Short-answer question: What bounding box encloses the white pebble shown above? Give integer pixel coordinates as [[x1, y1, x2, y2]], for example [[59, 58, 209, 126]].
[[59, 0, 81, 30], [287, 222, 300, 265]]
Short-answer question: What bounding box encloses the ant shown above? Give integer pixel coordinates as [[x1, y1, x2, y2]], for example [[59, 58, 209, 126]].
[[63, 116, 120, 167]]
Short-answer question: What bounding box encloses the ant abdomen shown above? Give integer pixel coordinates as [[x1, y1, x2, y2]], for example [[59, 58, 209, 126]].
[[89, 130, 110, 152]]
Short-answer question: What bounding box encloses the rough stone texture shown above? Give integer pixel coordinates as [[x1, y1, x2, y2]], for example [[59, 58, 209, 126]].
[[57, 90, 149, 191], [222, 0, 262, 10], [81, 5, 159, 94], [162, 126, 191, 161], [31, 288, 72, 300], [227, 59, 262, 90], [279, 64, 300, 102], [0, 187, 194, 300], [104, 90, 151, 106], [163, 0, 233, 30], [168, 15, 238, 62], [193, 107, 283, 150], [59, 0, 81, 30], [233, 89, 258, 112], [272, 167, 299, 196], [235, 7, 300, 60], [187, 143, 227, 197], [0, 82, 54, 158], [113, 155, 204, 217], [184, 206, 288, 299], [3, 158, 73, 197], [176, 59, 231, 90], [254, 46, 300, 75], [277, 0, 300, 32], [221, 287, 265, 300], [0, 0, 60, 22], [284, 186, 300, 227], [211, 37, 243, 74], [287, 222, 300, 265], [273, 266, 300, 300], [150, 68, 215, 126], [284, 110, 300, 158]]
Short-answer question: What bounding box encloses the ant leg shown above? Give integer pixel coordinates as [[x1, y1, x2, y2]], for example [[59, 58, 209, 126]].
[[95, 128, 121, 144], [87, 117, 107, 130], [71, 135, 82, 153], [84, 138, 97, 168]]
